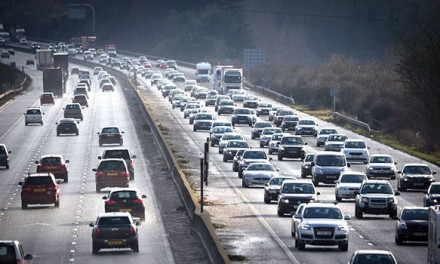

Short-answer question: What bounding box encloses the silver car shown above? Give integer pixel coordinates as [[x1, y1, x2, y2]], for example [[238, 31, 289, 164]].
[[24, 107, 44, 125], [218, 133, 244, 154], [268, 133, 287, 154], [242, 163, 278, 188], [260, 127, 283, 148], [324, 134, 348, 151], [295, 119, 318, 136], [366, 154, 397, 179], [316, 128, 338, 147], [335, 171, 367, 201], [342, 139, 370, 164]]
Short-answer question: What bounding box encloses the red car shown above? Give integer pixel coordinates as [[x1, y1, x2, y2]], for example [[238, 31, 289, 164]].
[[102, 84, 114, 92], [35, 155, 69, 182], [19, 173, 60, 209], [93, 159, 129, 192], [160, 63, 168, 69], [143, 62, 152, 68], [26, 59, 34, 65], [40, 92, 55, 105]]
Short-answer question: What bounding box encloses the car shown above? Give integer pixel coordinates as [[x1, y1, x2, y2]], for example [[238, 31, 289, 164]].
[[40, 92, 55, 105], [193, 120, 213, 132], [259, 127, 283, 148], [238, 150, 271, 178], [166, 60, 177, 69], [173, 73, 186, 82], [93, 159, 130, 192], [35, 155, 70, 182], [56, 118, 79, 136], [72, 94, 88, 107], [223, 140, 250, 162], [366, 154, 397, 179], [19, 38, 28, 45], [24, 107, 44, 125], [190, 113, 213, 125], [183, 104, 201, 119], [316, 128, 338, 147], [242, 163, 278, 188], [193, 87, 209, 99], [311, 152, 350, 186], [102, 83, 115, 92], [83, 50, 93, 60], [99, 54, 109, 63], [324, 134, 348, 151], [397, 163, 436, 191], [355, 180, 399, 219], [210, 120, 233, 130], [63, 103, 83, 120], [180, 98, 198, 112], [156, 59, 164, 67], [74, 87, 88, 97], [0, 240, 33, 263], [205, 94, 218, 106], [251, 121, 272, 139], [424, 182, 440, 207], [98, 127, 124, 146], [295, 119, 318, 136], [263, 176, 294, 203], [1, 50, 10, 58], [232, 149, 246, 172], [19, 173, 60, 208], [274, 108, 295, 126], [111, 58, 122, 67], [168, 89, 185, 103], [26, 59, 34, 65], [348, 250, 398, 264], [93, 66, 103, 75], [231, 90, 247, 102], [280, 115, 299, 131], [291, 203, 307, 238], [277, 135, 307, 161], [162, 84, 177, 97], [7, 49, 14, 55], [256, 103, 272, 116], [334, 171, 367, 201], [90, 212, 140, 253], [342, 139, 370, 164], [293, 203, 350, 251], [100, 78, 112, 88], [172, 95, 185, 109], [184, 80, 197, 92], [71, 67, 80, 74], [217, 99, 235, 115], [31, 42, 40, 49], [395, 207, 428, 244], [0, 144, 11, 169], [277, 180, 320, 216], [218, 132, 244, 154], [215, 95, 231, 111], [103, 189, 147, 220], [300, 153, 315, 178], [78, 79, 91, 91], [242, 96, 259, 108]]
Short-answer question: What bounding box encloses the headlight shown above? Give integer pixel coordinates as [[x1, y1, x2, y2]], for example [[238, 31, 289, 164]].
[[338, 225, 347, 231], [390, 167, 396, 171], [304, 165, 310, 169], [309, 199, 315, 203], [361, 197, 368, 203], [429, 177, 436, 182], [283, 199, 290, 203], [368, 167, 374, 171], [389, 198, 394, 203], [301, 224, 311, 230], [434, 199, 438, 203], [399, 222, 407, 230]]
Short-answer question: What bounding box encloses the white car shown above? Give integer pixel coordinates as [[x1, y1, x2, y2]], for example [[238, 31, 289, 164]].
[[316, 127, 338, 147], [335, 171, 367, 201], [259, 127, 283, 148], [24, 107, 44, 126], [342, 139, 370, 163], [242, 163, 278, 188], [218, 132, 244, 154], [294, 203, 350, 251], [231, 90, 247, 102], [324, 134, 348, 152], [366, 154, 397, 179], [295, 119, 318, 136]]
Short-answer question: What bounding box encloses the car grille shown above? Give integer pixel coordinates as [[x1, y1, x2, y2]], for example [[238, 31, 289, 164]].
[[373, 167, 391, 170], [408, 177, 429, 183], [371, 199, 387, 203], [314, 227, 335, 239], [349, 152, 362, 156]]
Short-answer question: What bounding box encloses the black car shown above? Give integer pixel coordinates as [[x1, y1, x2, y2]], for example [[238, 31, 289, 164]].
[[395, 207, 428, 244], [103, 189, 146, 220], [56, 118, 79, 136], [281, 115, 299, 131], [98, 127, 124, 146], [264, 177, 294, 204], [0, 144, 11, 169], [277, 180, 319, 216], [90, 212, 140, 254], [397, 164, 436, 191], [99, 148, 136, 180], [301, 153, 315, 178], [72, 94, 88, 107], [424, 183, 440, 207], [278, 135, 307, 161]]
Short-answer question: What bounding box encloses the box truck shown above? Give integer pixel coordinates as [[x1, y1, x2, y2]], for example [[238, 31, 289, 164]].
[[53, 52, 69, 79], [196, 62, 211, 83], [36, 49, 53, 70], [43, 68, 64, 98], [428, 205, 440, 263], [221, 68, 243, 95]]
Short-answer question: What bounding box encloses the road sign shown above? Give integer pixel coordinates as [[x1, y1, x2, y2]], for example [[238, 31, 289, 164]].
[[68, 5, 86, 19], [330, 86, 339, 96], [243, 48, 266, 70]]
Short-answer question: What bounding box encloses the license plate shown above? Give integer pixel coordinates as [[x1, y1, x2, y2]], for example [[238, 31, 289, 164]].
[[108, 240, 123, 245], [106, 134, 114, 137], [414, 232, 427, 236], [120, 208, 132, 212], [33, 188, 46, 192], [414, 183, 425, 186], [370, 205, 386, 208], [65, 128, 70, 130], [326, 175, 337, 178], [47, 166, 58, 169], [317, 231, 331, 236], [107, 172, 119, 176]]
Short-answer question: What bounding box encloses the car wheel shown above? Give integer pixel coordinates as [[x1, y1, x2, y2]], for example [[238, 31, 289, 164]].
[[301, 173, 306, 178], [269, 149, 272, 155], [5, 162, 9, 169], [251, 134, 255, 139], [218, 112, 221, 116], [316, 143, 320, 147], [96, 185, 100, 192], [391, 176, 396, 180], [130, 172, 134, 181], [241, 178, 247, 188], [395, 235, 403, 245], [339, 243, 348, 251], [312, 177, 319, 187], [390, 210, 397, 219], [76, 131, 79, 136], [278, 155, 283, 161], [92, 242, 100, 254], [400, 184, 407, 192], [277, 209, 284, 217], [132, 240, 139, 253], [295, 238, 299, 248], [21, 200, 28, 209], [55, 199, 60, 207], [99, 142, 103, 147], [355, 206, 363, 219], [64, 174, 68, 183], [264, 194, 270, 204], [238, 170, 243, 178], [335, 193, 342, 202], [223, 156, 227, 162], [297, 241, 305, 250], [25, 122, 28, 126], [260, 143, 264, 148], [211, 141, 215, 147]]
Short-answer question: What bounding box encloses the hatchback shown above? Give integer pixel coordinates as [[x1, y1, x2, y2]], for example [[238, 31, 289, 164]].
[[19, 173, 60, 208], [93, 159, 130, 192], [35, 155, 70, 182]]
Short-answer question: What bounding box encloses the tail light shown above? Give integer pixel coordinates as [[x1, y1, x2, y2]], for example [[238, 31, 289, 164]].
[[38, 164, 42, 168], [134, 199, 143, 204], [73, 100, 76, 103], [106, 200, 115, 204], [5, 153, 8, 159], [131, 227, 136, 235], [22, 186, 32, 192], [129, 161, 133, 168], [94, 227, 99, 236], [48, 185, 58, 191], [17, 260, 24, 264], [96, 172, 104, 177], [61, 164, 66, 170]]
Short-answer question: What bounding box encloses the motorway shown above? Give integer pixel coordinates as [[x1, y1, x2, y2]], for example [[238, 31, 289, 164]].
[[0, 51, 208, 263], [1, 47, 439, 264]]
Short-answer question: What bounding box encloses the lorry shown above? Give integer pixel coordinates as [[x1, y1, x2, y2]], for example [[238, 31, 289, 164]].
[[53, 52, 69, 79], [36, 49, 53, 70], [213, 65, 233, 92], [195, 62, 211, 83], [81, 36, 97, 51], [429, 206, 440, 263], [221, 67, 243, 95], [105, 44, 117, 57], [43, 68, 64, 98]]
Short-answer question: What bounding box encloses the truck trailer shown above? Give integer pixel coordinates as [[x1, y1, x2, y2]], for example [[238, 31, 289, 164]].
[[36, 49, 53, 70], [428, 205, 440, 263], [43, 68, 64, 98], [53, 52, 69, 79]]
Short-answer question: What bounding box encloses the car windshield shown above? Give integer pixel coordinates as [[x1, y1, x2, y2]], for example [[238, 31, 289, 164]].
[[320, 129, 338, 134], [361, 183, 393, 194], [341, 174, 366, 183], [207, 95, 217, 99], [271, 134, 283, 141], [213, 122, 232, 128], [345, 141, 367, 148], [299, 120, 315, 125], [401, 209, 428, 221], [430, 185, 440, 194], [259, 104, 272, 108], [315, 155, 346, 166], [243, 151, 267, 159], [25, 176, 53, 185], [104, 150, 130, 160], [41, 157, 61, 165], [197, 88, 208, 93], [305, 155, 315, 162], [213, 127, 232, 133], [111, 191, 137, 200], [269, 178, 288, 185], [328, 135, 347, 142], [98, 217, 131, 225], [280, 111, 294, 115], [220, 101, 234, 106], [235, 109, 251, 115], [303, 208, 342, 219], [352, 254, 396, 264], [196, 114, 212, 120], [282, 183, 315, 194], [281, 137, 303, 145], [370, 156, 392, 163], [247, 163, 274, 171], [66, 105, 79, 109], [246, 96, 258, 100], [403, 165, 431, 175], [186, 105, 200, 109], [284, 116, 298, 121], [222, 134, 243, 141], [227, 141, 249, 148], [98, 161, 125, 170], [254, 123, 272, 128], [102, 127, 119, 134], [262, 128, 282, 135]]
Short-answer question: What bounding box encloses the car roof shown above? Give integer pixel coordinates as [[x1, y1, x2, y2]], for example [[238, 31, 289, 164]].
[[400, 206, 427, 210], [345, 139, 365, 142], [98, 212, 132, 218], [59, 118, 76, 123], [26, 172, 55, 178], [402, 163, 429, 167], [109, 188, 139, 194], [40, 154, 63, 159], [340, 171, 366, 176], [370, 154, 392, 157], [353, 250, 394, 255], [363, 179, 390, 184], [304, 203, 340, 209], [315, 151, 345, 157], [104, 147, 130, 151], [283, 179, 313, 185]]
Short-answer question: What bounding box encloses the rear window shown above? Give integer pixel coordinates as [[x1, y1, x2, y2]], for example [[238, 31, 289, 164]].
[[26, 109, 41, 114], [111, 191, 137, 200], [41, 157, 61, 165], [98, 216, 131, 225], [104, 150, 130, 160], [102, 127, 119, 134], [0, 245, 16, 263], [25, 176, 53, 185], [66, 105, 79, 109], [98, 161, 126, 170]]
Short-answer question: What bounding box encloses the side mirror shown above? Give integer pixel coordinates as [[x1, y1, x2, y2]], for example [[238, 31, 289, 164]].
[[97, 132, 100, 135], [344, 215, 351, 220], [347, 163, 351, 168], [24, 254, 33, 260], [395, 162, 398, 165], [367, 146, 370, 149], [132, 155, 137, 159], [304, 143, 308, 145], [335, 180, 340, 184], [269, 157, 273, 161], [55, 122, 58, 125], [18, 182, 23, 186], [316, 192, 321, 195], [89, 223, 94, 227], [92, 168, 97, 172], [276, 168, 280, 171], [136, 221, 141, 226], [34, 160, 39, 164], [56, 179, 63, 184], [98, 156, 102, 160], [310, 162, 315, 166], [294, 214, 302, 219], [65, 160, 70, 163], [433, 172, 437, 175], [8, 151, 11, 154], [102, 196, 107, 200], [142, 195, 147, 198], [395, 192, 400, 196], [354, 191, 359, 195], [397, 171, 402, 174]]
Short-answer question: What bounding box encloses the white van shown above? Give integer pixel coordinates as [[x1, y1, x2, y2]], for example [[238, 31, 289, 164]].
[[196, 62, 211, 83]]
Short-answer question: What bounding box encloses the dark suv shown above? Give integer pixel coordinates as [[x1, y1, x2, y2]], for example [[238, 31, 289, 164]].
[[0, 144, 11, 169], [355, 180, 399, 219], [98, 127, 124, 146], [99, 148, 136, 180], [19, 173, 60, 209], [35, 155, 70, 182]]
